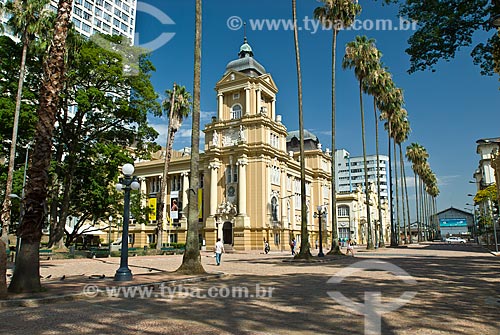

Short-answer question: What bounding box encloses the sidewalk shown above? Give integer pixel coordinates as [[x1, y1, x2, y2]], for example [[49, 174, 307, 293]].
[[2, 252, 224, 308]]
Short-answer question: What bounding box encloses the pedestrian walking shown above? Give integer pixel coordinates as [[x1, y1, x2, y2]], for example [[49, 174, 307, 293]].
[[290, 238, 296, 255], [215, 238, 224, 265], [264, 240, 270, 254], [346, 238, 355, 257]]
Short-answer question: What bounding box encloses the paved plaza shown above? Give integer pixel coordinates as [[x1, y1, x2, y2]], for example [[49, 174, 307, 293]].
[[1, 243, 499, 335]]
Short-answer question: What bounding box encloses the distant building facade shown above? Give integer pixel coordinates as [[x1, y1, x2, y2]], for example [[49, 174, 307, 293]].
[[1, 0, 137, 42], [334, 149, 389, 200], [436, 207, 474, 238]]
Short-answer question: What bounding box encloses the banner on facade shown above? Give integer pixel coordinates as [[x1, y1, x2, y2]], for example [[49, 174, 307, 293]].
[[439, 218, 467, 227], [170, 191, 179, 220], [148, 197, 157, 221], [198, 189, 203, 221]]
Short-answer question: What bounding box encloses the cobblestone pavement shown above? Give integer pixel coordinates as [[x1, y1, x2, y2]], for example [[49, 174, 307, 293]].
[[1, 243, 499, 335]]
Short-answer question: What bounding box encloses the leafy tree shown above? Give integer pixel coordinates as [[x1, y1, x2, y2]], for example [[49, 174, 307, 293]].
[[314, 0, 361, 255], [177, 0, 205, 274], [381, 0, 500, 76], [156, 84, 192, 250], [9, 0, 74, 294], [47, 33, 160, 248]]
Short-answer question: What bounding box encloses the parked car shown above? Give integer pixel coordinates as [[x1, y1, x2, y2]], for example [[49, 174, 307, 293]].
[[445, 236, 466, 244]]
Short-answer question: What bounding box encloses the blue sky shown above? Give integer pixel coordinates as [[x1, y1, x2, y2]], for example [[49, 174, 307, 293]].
[[135, 0, 500, 220]]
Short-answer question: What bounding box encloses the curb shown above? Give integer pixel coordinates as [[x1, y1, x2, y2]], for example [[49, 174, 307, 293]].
[[0, 272, 225, 308]]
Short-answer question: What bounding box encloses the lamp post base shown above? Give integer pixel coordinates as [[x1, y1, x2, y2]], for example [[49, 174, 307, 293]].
[[114, 267, 133, 281], [318, 251, 325, 257]]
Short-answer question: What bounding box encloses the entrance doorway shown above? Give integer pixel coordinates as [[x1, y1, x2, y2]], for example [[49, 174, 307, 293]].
[[222, 221, 233, 245]]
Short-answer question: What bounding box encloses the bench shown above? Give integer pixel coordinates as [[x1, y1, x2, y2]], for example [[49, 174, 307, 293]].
[[88, 248, 110, 258], [116, 247, 140, 256], [39, 249, 53, 260], [161, 246, 185, 255]]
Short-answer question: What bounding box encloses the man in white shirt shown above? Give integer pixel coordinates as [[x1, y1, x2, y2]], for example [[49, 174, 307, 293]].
[[215, 238, 225, 265]]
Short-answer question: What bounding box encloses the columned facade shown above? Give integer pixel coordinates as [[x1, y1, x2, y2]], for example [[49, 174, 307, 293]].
[[130, 40, 390, 250]]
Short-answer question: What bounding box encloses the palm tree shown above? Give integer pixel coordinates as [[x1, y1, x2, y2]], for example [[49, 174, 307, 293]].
[[156, 84, 192, 250], [314, 0, 361, 255], [292, 0, 312, 259], [378, 85, 404, 246], [343, 35, 381, 250], [9, 0, 73, 293], [365, 66, 392, 247], [176, 0, 205, 274], [394, 112, 411, 243], [0, 0, 51, 247], [406, 143, 428, 242]]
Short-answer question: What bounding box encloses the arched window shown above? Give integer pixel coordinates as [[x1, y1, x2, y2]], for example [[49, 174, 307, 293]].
[[271, 197, 278, 221], [230, 104, 242, 119]]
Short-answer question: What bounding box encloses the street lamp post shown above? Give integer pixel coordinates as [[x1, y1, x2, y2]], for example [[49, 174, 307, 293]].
[[108, 216, 113, 255], [313, 205, 327, 257], [114, 163, 140, 281]]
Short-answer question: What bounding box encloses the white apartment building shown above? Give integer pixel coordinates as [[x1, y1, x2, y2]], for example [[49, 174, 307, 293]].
[[473, 137, 500, 189], [1, 0, 137, 43], [334, 149, 390, 200]]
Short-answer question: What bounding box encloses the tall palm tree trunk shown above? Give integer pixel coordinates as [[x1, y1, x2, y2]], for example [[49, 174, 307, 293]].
[[414, 172, 420, 242], [359, 82, 373, 250], [292, 0, 310, 258], [393, 138, 400, 244], [1, 39, 28, 243], [400, 145, 411, 243], [177, 0, 205, 274], [388, 125, 397, 247], [399, 144, 408, 243], [374, 100, 385, 247], [329, 29, 341, 255], [9, 0, 73, 293], [157, 84, 177, 251]]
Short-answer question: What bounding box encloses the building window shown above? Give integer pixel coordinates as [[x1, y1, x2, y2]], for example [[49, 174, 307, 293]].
[[230, 104, 242, 120], [171, 175, 182, 192], [338, 205, 350, 217], [226, 165, 237, 184]]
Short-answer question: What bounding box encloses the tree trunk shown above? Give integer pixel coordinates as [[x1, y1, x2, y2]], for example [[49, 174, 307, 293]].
[[177, 0, 205, 274], [9, 0, 73, 293], [359, 82, 373, 250], [393, 138, 400, 244], [415, 172, 420, 242], [0, 240, 6, 299], [374, 99, 385, 247], [157, 84, 177, 250], [292, 0, 311, 259], [388, 125, 397, 247], [1, 37, 29, 239], [328, 29, 341, 255], [400, 144, 412, 243], [399, 144, 408, 244]]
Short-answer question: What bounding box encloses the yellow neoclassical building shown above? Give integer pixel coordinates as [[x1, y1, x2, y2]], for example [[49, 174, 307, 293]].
[[130, 40, 389, 251]]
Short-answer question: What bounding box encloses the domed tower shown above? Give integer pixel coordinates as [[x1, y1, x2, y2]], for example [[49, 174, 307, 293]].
[[203, 39, 289, 250]]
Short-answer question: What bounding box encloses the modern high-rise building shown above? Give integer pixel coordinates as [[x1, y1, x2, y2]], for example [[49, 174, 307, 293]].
[[334, 149, 390, 200], [1, 0, 137, 43]]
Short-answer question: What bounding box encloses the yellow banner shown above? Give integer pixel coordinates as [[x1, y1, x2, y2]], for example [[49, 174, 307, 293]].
[[148, 197, 157, 221], [198, 189, 203, 220]]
